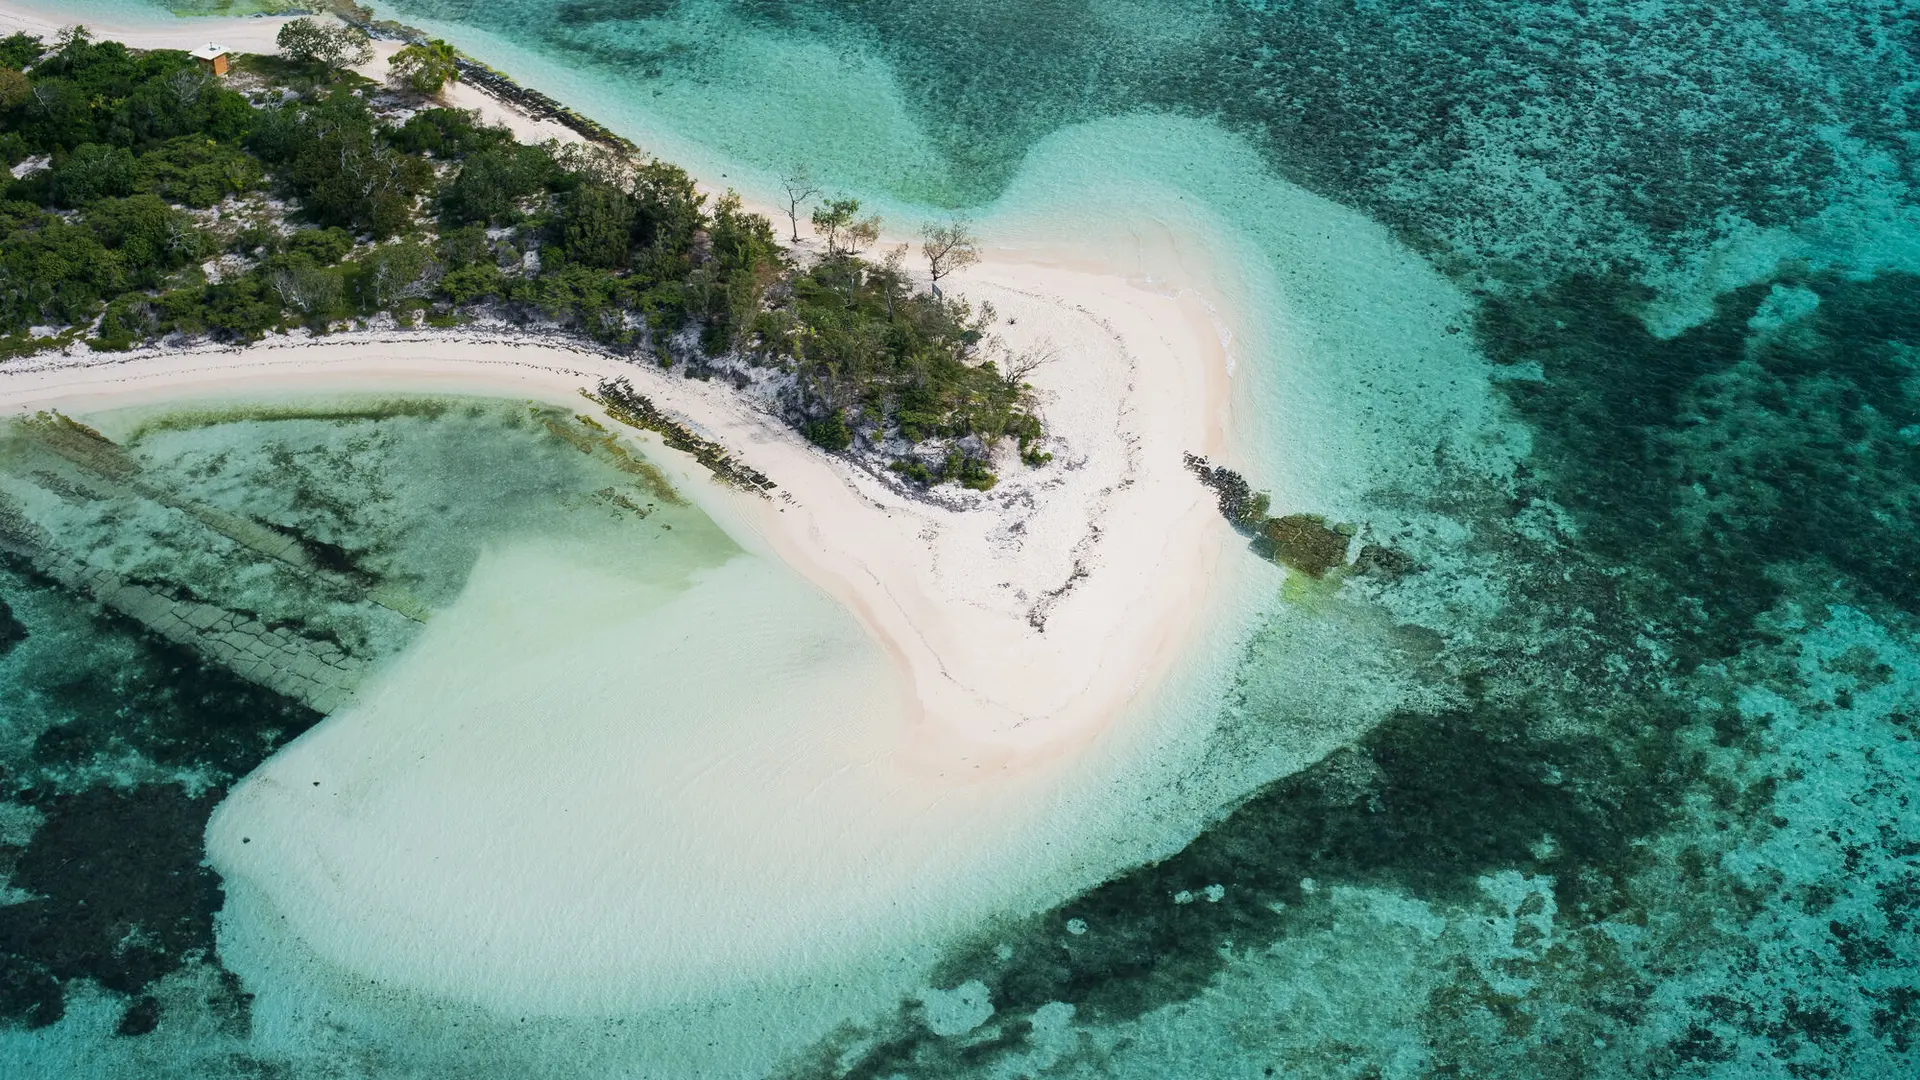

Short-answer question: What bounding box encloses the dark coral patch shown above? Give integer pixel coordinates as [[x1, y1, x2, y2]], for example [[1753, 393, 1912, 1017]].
[[1263, 514, 1351, 577], [0, 598, 24, 656], [29, 612, 321, 779], [116, 995, 161, 1037], [0, 566, 321, 1034], [0, 785, 223, 1024], [1483, 271, 1920, 666]]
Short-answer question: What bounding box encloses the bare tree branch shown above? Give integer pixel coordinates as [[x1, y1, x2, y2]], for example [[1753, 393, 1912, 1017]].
[[920, 218, 980, 294], [844, 214, 882, 257], [1000, 341, 1058, 390], [779, 164, 821, 244]]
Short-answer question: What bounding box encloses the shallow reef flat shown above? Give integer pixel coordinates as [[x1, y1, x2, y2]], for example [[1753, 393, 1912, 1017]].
[[0, 394, 701, 1047]]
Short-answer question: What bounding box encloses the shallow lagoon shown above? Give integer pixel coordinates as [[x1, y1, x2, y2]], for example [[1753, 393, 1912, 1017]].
[[2, 0, 1918, 1076]]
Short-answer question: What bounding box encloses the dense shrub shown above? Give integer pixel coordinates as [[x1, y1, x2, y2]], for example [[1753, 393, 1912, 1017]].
[[440, 144, 552, 225], [50, 144, 136, 206], [134, 136, 262, 208], [803, 411, 853, 451], [288, 226, 353, 266], [0, 28, 1045, 474]]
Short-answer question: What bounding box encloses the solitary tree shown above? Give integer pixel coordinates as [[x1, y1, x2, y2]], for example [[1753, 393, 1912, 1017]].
[[362, 241, 442, 309], [165, 66, 209, 109], [778, 164, 820, 243], [270, 262, 344, 317], [54, 25, 90, 55], [555, 142, 635, 191], [276, 18, 372, 70], [811, 197, 858, 253], [843, 212, 881, 256], [920, 218, 979, 294], [389, 39, 458, 95]]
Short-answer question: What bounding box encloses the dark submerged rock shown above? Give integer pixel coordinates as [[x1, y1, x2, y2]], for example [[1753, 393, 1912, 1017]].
[[116, 995, 160, 1037], [0, 598, 23, 656], [1263, 514, 1351, 577]]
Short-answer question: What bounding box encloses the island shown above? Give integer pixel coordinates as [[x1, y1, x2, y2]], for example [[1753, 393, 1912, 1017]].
[[0, 7, 1253, 1059]]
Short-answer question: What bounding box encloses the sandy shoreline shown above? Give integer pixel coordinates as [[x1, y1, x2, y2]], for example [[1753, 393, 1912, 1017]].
[[0, 3, 585, 143]]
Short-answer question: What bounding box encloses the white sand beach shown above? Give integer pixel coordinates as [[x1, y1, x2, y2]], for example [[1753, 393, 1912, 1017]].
[[0, 267, 1236, 756]]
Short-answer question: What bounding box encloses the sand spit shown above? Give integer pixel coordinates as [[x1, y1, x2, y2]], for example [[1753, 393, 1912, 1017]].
[[0, 1, 1237, 755], [0, 261, 1240, 1052], [0, 4, 1254, 1039], [1, 249, 1235, 753]]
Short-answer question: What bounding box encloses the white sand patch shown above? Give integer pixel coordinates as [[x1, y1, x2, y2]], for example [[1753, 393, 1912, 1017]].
[[972, 114, 1530, 533], [210, 544, 998, 1008], [919, 980, 995, 1037]]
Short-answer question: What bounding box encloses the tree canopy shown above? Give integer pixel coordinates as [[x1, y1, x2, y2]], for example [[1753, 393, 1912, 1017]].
[[388, 39, 457, 95], [275, 18, 372, 71], [0, 29, 1045, 489]]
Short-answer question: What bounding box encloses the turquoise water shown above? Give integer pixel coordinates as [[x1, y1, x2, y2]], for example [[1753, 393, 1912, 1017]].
[[4, 0, 1920, 1076]]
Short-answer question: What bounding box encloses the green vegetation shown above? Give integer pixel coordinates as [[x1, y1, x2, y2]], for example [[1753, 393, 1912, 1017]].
[[274, 17, 372, 71], [388, 39, 458, 95], [747, 240, 1042, 489], [0, 28, 1047, 485]]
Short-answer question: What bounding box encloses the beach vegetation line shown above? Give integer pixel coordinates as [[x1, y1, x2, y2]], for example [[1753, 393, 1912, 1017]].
[[0, 25, 1045, 490]]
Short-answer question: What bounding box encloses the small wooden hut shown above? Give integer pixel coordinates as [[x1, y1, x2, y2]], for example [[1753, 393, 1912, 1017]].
[[190, 43, 230, 77]]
